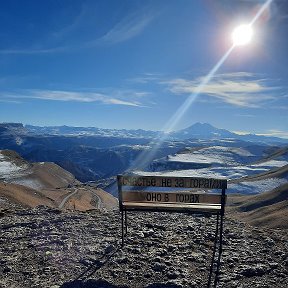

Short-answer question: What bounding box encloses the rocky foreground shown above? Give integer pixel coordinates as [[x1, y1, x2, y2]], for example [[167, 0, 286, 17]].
[[0, 200, 287, 288]]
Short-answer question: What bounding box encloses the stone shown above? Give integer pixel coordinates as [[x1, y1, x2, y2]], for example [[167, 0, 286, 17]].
[[167, 270, 180, 279], [104, 244, 114, 254], [152, 262, 166, 272], [239, 264, 269, 277]]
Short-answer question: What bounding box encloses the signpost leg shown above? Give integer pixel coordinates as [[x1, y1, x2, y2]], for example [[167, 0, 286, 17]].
[[125, 210, 128, 235], [207, 213, 219, 288], [214, 212, 224, 287], [121, 210, 124, 247]]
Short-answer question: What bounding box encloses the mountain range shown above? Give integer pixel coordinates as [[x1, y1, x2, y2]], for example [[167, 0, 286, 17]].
[[0, 122, 287, 184], [3, 122, 286, 143]]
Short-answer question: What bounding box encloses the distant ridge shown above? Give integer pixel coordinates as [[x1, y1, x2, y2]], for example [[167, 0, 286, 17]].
[[0, 122, 27, 135], [171, 122, 288, 144], [0, 121, 287, 143]]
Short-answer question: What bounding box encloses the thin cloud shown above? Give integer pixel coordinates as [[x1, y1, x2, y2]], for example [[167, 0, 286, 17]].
[[0, 7, 156, 55], [235, 114, 257, 117], [0, 46, 68, 55], [2, 89, 142, 107], [0, 99, 21, 104], [268, 104, 288, 110], [258, 129, 288, 139], [128, 73, 163, 84], [98, 11, 155, 44], [165, 72, 281, 108], [232, 130, 251, 135]]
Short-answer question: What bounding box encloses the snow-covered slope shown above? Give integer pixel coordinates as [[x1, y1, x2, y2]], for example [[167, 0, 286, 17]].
[[140, 144, 288, 194], [0, 150, 76, 190], [0, 150, 30, 180]]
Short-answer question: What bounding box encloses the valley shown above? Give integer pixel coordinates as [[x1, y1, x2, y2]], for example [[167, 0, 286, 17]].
[[1, 121, 288, 204], [0, 149, 117, 211]]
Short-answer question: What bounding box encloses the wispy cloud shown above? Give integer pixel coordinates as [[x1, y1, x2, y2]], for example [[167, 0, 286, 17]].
[[0, 99, 21, 104], [1, 89, 142, 107], [233, 128, 288, 139], [128, 73, 163, 84], [235, 114, 257, 117], [98, 11, 155, 44], [164, 72, 281, 108], [0, 6, 156, 55], [258, 129, 288, 139], [232, 130, 251, 135], [0, 46, 67, 55], [0, 47, 68, 55]]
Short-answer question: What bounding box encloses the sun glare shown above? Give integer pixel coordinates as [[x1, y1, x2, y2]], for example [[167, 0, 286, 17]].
[[128, 0, 271, 173], [232, 24, 253, 46]]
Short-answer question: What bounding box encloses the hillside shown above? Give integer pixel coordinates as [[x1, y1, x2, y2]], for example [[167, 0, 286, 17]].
[[144, 144, 288, 195], [0, 149, 77, 189], [228, 183, 288, 229], [0, 182, 54, 208], [0, 150, 117, 211]]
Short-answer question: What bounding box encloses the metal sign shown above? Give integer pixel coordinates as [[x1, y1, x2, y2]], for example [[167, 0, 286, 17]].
[[122, 191, 223, 204], [119, 175, 227, 189]]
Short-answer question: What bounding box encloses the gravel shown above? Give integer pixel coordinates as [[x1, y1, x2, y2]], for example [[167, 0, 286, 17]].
[[0, 202, 287, 288]]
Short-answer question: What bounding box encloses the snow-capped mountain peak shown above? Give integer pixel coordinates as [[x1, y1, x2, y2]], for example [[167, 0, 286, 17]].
[[171, 122, 235, 139]]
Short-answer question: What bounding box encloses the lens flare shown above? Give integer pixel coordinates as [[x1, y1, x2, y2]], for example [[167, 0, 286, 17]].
[[232, 24, 253, 46], [126, 0, 273, 175]]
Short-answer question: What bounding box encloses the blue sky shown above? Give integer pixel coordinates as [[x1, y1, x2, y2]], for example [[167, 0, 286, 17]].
[[0, 0, 287, 137]]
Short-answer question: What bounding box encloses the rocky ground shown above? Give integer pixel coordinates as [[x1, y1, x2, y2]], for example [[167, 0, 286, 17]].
[[0, 198, 287, 288]]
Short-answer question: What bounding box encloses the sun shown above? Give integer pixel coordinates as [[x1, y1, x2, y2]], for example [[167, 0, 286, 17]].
[[232, 24, 253, 46]]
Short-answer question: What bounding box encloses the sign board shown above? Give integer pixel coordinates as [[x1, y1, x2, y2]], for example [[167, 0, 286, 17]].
[[119, 175, 227, 189], [122, 191, 223, 204]]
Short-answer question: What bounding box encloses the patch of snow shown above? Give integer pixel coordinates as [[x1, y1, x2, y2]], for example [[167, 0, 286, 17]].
[[11, 178, 44, 190], [15, 136, 23, 145], [0, 153, 29, 180], [131, 145, 151, 150], [251, 160, 288, 168], [0, 159, 23, 179], [229, 178, 288, 194], [136, 169, 288, 194], [146, 160, 284, 181], [137, 169, 224, 179], [167, 146, 257, 166]]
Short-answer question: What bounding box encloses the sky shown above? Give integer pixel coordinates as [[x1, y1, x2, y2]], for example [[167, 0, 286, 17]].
[[0, 0, 287, 137]]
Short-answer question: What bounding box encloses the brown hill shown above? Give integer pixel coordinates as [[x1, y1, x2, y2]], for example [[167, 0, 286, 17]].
[[25, 162, 77, 189], [0, 182, 54, 208], [228, 183, 288, 229], [0, 150, 117, 211], [0, 149, 78, 190]]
